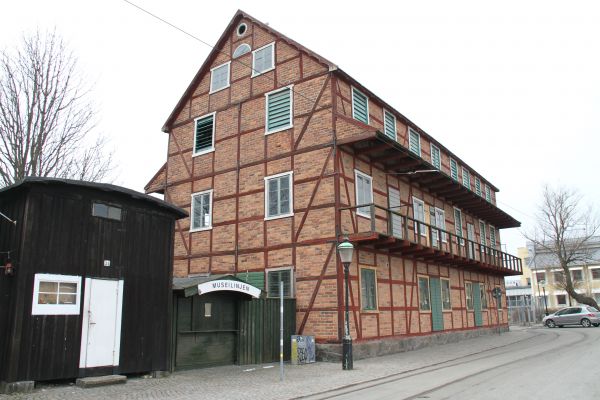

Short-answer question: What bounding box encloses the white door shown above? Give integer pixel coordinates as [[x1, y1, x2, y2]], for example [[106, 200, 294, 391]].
[[388, 187, 402, 238], [80, 278, 124, 368], [467, 223, 475, 259]]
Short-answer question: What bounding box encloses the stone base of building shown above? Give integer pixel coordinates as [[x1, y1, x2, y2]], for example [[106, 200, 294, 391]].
[[0, 380, 35, 394], [316, 325, 510, 362]]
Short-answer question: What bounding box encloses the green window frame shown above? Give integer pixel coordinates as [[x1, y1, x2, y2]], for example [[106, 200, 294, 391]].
[[465, 282, 474, 310], [441, 278, 451, 310], [360, 268, 377, 311], [265, 171, 293, 219], [454, 208, 463, 242], [193, 112, 216, 156], [489, 224, 496, 248], [191, 189, 213, 231], [266, 267, 294, 298], [450, 158, 458, 180], [418, 276, 431, 311], [352, 87, 369, 124], [408, 128, 421, 156], [479, 220, 487, 248], [430, 144, 441, 170], [383, 110, 396, 139], [462, 167, 470, 189], [485, 185, 492, 202], [266, 86, 293, 134]]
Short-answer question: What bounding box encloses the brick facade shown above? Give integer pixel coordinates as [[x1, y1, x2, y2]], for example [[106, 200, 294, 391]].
[[146, 10, 520, 346]]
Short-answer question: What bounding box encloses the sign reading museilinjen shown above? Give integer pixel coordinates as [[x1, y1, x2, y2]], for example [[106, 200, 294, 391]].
[[197, 280, 261, 298]]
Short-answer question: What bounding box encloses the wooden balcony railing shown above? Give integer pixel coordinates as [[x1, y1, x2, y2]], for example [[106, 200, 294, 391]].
[[339, 203, 522, 275]]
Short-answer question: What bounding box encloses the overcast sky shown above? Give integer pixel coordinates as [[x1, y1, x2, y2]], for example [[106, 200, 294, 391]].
[[1, 0, 598, 254]]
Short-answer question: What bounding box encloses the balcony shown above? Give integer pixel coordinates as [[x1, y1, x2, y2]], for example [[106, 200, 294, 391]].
[[339, 204, 522, 276]]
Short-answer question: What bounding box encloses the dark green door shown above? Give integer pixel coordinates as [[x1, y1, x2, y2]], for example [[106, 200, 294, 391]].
[[175, 293, 238, 369], [473, 282, 483, 326], [430, 278, 444, 331]]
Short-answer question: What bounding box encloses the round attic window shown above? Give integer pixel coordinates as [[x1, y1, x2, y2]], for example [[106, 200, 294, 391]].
[[237, 23, 247, 36]]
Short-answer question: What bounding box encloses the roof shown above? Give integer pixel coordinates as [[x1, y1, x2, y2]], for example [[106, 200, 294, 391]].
[[161, 10, 501, 194], [0, 177, 187, 219]]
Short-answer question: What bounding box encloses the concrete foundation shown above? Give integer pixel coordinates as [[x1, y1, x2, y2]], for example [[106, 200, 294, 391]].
[[76, 375, 127, 389], [0, 380, 35, 394], [316, 326, 510, 362]]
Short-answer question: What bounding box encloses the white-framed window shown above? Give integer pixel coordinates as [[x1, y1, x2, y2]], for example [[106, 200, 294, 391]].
[[412, 197, 426, 236], [461, 167, 470, 189], [193, 112, 216, 156], [266, 267, 294, 298], [355, 169, 373, 218], [475, 177, 482, 196], [210, 62, 230, 93], [383, 110, 396, 140], [265, 85, 293, 134], [480, 284, 488, 308], [465, 282, 474, 310], [454, 208, 464, 244], [265, 171, 293, 220], [360, 267, 378, 311], [32, 273, 81, 315], [418, 276, 431, 311], [441, 278, 451, 310], [408, 128, 421, 156], [571, 268, 583, 282], [233, 43, 251, 58], [479, 220, 487, 248], [252, 42, 275, 77], [489, 224, 497, 249], [590, 267, 600, 280], [431, 207, 447, 242], [430, 144, 441, 170], [191, 189, 213, 231], [450, 158, 458, 181], [352, 87, 369, 124], [485, 185, 492, 202]]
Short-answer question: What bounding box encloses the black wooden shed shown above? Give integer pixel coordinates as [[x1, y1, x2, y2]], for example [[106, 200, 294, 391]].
[[0, 177, 186, 389]]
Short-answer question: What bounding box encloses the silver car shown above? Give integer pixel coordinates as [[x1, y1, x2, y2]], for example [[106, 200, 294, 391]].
[[543, 306, 600, 328]]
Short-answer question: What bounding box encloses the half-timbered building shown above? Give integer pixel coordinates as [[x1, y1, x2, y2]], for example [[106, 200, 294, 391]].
[[146, 10, 522, 361]]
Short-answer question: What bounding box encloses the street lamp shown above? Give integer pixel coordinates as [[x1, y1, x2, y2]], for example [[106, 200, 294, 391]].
[[539, 279, 549, 316], [337, 238, 354, 371]]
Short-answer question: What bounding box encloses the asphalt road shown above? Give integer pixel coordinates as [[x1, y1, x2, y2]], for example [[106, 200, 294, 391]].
[[304, 327, 600, 400]]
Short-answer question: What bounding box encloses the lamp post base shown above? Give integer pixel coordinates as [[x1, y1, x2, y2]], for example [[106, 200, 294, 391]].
[[342, 336, 353, 370]]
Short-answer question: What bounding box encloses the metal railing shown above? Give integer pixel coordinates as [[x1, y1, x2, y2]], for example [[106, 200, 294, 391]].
[[339, 203, 522, 274]]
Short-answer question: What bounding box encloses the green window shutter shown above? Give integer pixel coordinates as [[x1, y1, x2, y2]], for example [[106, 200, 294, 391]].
[[360, 268, 377, 310], [450, 159, 458, 180], [352, 88, 369, 124], [454, 208, 463, 238], [475, 178, 482, 196], [267, 269, 293, 298], [485, 185, 491, 202], [490, 226, 496, 248], [236, 272, 265, 290], [267, 88, 292, 132], [409, 129, 421, 156], [431, 145, 441, 169], [383, 111, 396, 139], [194, 114, 214, 153], [462, 168, 470, 188]]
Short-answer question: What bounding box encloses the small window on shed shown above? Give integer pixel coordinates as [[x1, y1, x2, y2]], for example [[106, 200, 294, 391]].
[[92, 202, 122, 221], [32, 273, 81, 315], [233, 43, 251, 58]]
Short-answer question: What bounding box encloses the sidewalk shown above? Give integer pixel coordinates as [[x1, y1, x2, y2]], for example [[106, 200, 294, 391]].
[[1, 327, 539, 400]]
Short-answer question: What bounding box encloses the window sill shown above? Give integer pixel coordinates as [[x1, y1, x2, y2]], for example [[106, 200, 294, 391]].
[[419, 309, 432, 313], [190, 226, 212, 233], [360, 309, 379, 314], [265, 124, 293, 135], [193, 147, 215, 157], [252, 66, 275, 78], [265, 213, 294, 221], [356, 212, 371, 219], [209, 84, 230, 95]]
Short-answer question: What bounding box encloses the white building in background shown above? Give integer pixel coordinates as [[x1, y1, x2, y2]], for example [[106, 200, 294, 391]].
[[527, 237, 600, 311]]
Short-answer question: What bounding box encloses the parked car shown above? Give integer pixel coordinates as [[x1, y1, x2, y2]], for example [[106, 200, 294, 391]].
[[543, 306, 600, 328]]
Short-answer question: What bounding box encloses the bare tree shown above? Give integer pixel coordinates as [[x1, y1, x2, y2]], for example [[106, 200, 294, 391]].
[[526, 185, 600, 309], [0, 30, 113, 187]]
